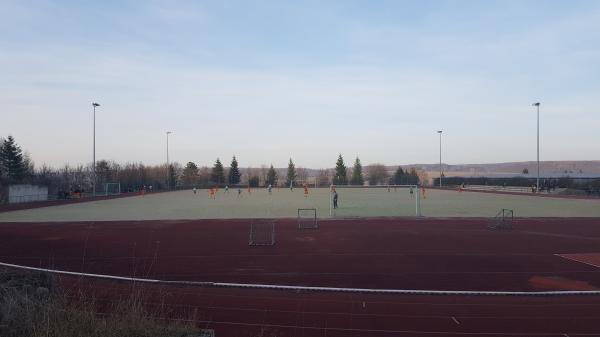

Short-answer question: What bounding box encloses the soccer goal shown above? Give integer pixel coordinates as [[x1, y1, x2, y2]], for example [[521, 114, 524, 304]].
[[329, 185, 422, 217], [488, 209, 514, 230], [248, 220, 276, 246], [105, 183, 121, 196], [298, 208, 318, 229]]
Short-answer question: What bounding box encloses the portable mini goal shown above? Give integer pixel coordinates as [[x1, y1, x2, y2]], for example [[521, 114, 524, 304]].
[[488, 209, 514, 230], [248, 220, 276, 246], [298, 208, 318, 229], [105, 183, 121, 196]]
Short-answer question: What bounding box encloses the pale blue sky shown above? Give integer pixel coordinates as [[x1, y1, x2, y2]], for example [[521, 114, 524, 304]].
[[1, 0, 599, 168]]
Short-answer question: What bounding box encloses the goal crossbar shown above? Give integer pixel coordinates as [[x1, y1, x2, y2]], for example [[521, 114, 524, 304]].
[[104, 182, 121, 196]]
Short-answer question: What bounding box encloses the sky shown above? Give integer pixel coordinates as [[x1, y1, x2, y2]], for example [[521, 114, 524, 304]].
[[1, 0, 599, 169]]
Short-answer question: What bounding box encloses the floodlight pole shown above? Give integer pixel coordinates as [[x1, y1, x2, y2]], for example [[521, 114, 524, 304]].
[[437, 130, 443, 188], [533, 102, 540, 192], [92, 102, 100, 197], [166, 131, 172, 190]]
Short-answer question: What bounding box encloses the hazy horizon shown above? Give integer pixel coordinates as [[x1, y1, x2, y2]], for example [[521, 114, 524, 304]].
[[2, 1, 599, 168]]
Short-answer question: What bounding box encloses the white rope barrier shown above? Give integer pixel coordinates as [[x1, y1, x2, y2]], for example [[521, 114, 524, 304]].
[[2, 261, 600, 296]]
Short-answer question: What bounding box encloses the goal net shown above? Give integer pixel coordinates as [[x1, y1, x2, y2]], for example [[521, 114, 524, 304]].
[[329, 185, 421, 217], [248, 220, 276, 246], [105, 183, 121, 196], [298, 208, 318, 229], [488, 208, 514, 230]]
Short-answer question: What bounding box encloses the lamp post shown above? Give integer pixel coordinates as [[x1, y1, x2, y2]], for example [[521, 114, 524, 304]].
[[437, 130, 443, 188], [166, 131, 172, 190], [92, 102, 100, 197], [532, 102, 540, 192]]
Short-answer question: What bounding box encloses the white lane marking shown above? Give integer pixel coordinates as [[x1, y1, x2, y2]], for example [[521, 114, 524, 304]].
[[451, 316, 460, 325], [556, 254, 600, 269]]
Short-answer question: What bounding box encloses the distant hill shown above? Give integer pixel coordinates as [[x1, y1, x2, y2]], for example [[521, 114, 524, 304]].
[[411, 161, 600, 178], [244, 161, 600, 179]]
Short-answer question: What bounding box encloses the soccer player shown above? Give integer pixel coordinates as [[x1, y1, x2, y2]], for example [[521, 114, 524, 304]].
[[290, 181, 294, 191], [409, 186, 414, 198], [303, 184, 309, 198], [237, 187, 242, 198], [421, 186, 427, 199], [210, 188, 216, 200], [333, 188, 339, 209], [193, 187, 197, 194], [225, 185, 229, 193], [268, 184, 272, 194]]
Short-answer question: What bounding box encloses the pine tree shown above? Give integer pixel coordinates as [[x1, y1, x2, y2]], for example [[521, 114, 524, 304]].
[[248, 175, 260, 187], [286, 158, 296, 187], [168, 164, 178, 188], [228, 156, 241, 185], [350, 157, 364, 185], [0, 137, 4, 179], [333, 154, 348, 185], [408, 168, 420, 184], [392, 167, 405, 185], [181, 162, 199, 186], [266, 164, 278, 186], [211, 158, 225, 185], [0, 136, 28, 182]]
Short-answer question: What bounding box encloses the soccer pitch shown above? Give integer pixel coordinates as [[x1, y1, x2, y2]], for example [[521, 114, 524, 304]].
[[1, 187, 600, 222]]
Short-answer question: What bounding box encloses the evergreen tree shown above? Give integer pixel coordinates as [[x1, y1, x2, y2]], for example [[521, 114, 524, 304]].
[[286, 158, 296, 187], [228, 156, 241, 185], [392, 167, 405, 185], [0, 137, 4, 179], [266, 164, 278, 186], [168, 164, 178, 188], [0, 136, 28, 182], [248, 175, 260, 187], [181, 162, 199, 186], [408, 168, 420, 184], [211, 158, 225, 185], [333, 154, 348, 185], [350, 157, 364, 185]]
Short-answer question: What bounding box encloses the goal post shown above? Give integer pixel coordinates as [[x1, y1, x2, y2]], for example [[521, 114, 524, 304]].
[[329, 185, 422, 217], [105, 183, 121, 196], [249, 220, 276, 246], [298, 208, 318, 229]]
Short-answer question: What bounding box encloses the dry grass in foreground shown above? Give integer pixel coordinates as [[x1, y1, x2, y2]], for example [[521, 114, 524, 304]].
[[0, 268, 200, 337]]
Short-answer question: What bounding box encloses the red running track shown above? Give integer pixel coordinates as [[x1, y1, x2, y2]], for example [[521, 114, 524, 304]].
[[2, 217, 600, 336]]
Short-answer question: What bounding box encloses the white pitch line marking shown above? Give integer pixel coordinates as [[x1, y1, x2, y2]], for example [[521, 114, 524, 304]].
[[555, 254, 600, 269], [563, 333, 570, 337], [451, 316, 460, 325]]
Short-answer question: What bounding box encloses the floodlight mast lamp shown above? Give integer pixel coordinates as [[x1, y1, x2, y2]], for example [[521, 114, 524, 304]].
[[532, 102, 541, 192], [92, 102, 100, 197], [437, 130, 443, 188], [166, 131, 173, 190]]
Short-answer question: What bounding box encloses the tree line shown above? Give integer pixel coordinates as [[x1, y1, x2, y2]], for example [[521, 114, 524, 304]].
[[0, 135, 422, 203]]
